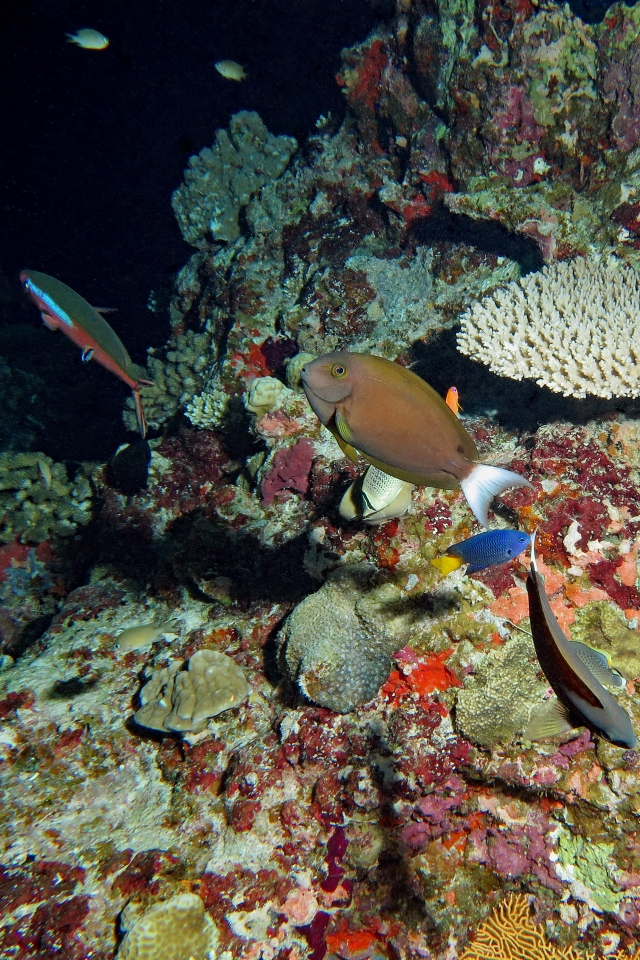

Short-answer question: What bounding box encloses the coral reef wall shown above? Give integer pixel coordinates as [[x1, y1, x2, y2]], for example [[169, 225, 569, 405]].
[[5, 3, 640, 960]]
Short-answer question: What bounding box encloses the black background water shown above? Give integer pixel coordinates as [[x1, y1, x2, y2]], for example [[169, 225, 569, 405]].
[[0, 0, 379, 457]]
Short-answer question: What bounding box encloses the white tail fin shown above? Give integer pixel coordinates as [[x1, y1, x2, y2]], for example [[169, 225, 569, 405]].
[[460, 463, 532, 528]]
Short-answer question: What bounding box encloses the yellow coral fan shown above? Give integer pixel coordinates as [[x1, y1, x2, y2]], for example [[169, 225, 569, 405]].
[[459, 894, 640, 960]]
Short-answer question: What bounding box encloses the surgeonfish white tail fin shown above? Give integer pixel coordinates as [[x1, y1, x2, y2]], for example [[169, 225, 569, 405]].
[[460, 464, 533, 528]]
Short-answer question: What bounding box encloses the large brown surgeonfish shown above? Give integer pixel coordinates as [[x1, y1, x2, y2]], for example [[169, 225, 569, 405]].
[[301, 351, 532, 528]]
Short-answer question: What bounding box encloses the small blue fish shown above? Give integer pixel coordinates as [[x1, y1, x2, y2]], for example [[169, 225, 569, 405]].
[[445, 529, 531, 574]]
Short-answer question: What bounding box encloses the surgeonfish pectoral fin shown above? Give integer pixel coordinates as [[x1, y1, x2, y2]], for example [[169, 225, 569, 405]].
[[132, 389, 147, 439], [330, 427, 360, 465], [460, 464, 533, 528], [523, 696, 576, 741]]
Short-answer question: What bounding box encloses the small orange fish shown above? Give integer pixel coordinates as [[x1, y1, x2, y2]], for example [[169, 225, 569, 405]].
[[445, 386, 462, 416]]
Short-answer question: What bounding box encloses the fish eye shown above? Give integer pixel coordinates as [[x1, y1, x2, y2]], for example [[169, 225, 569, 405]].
[[331, 363, 347, 379]]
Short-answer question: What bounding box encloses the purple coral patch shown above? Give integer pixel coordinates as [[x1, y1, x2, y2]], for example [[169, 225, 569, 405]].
[[261, 439, 315, 508]]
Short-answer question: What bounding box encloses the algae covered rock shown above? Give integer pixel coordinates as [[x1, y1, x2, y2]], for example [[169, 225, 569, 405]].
[[455, 634, 548, 748], [277, 565, 401, 712], [0, 452, 92, 543], [172, 111, 297, 247]]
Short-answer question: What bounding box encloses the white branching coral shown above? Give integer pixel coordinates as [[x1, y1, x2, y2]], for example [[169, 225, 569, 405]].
[[457, 257, 640, 399]]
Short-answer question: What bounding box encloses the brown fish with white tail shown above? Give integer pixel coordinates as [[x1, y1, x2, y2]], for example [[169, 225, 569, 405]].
[[524, 533, 636, 748], [301, 351, 531, 527]]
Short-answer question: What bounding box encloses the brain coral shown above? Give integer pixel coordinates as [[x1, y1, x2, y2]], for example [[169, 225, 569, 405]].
[[117, 893, 218, 960], [457, 257, 640, 399], [134, 649, 250, 733], [277, 565, 399, 712]]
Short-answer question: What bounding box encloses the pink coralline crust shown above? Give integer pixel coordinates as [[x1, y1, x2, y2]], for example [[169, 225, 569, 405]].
[[0, 689, 34, 719], [282, 708, 354, 768], [610, 201, 640, 236], [111, 849, 179, 900], [487, 833, 530, 878], [257, 409, 303, 438], [0, 861, 86, 915], [503, 155, 543, 188], [50, 582, 125, 625], [423, 499, 453, 534], [155, 428, 234, 514], [259, 336, 298, 376], [474, 560, 523, 597], [300, 910, 331, 960], [310, 458, 358, 513], [0, 860, 93, 960], [222, 733, 287, 831], [494, 86, 546, 144], [549, 729, 593, 766], [261, 438, 315, 508], [589, 558, 640, 609], [401, 784, 466, 851], [466, 808, 564, 892], [602, 50, 640, 152], [389, 707, 472, 798], [0, 895, 93, 960]]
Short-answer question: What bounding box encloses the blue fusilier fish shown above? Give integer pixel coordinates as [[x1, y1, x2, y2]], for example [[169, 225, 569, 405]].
[[524, 532, 636, 748], [433, 529, 531, 575]]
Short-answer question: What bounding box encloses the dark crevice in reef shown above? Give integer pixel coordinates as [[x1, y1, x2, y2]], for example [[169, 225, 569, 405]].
[[160, 519, 317, 605], [564, 0, 636, 24], [411, 209, 545, 276], [412, 328, 640, 434]]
